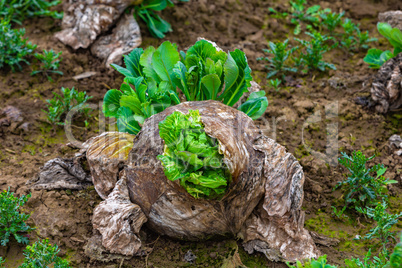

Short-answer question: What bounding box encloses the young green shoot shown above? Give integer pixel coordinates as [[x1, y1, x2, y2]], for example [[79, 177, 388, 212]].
[[0, 19, 36, 72], [43, 87, 92, 126], [0, 188, 34, 246], [258, 39, 298, 79], [31, 49, 63, 81]]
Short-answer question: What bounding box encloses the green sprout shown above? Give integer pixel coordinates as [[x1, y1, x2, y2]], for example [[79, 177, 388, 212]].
[[31, 49, 63, 81]]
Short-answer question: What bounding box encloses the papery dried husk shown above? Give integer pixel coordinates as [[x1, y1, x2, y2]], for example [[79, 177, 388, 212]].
[[92, 176, 147, 256], [86, 132, 134, 199], [121, 100, 319, 261], [54, 0, 142, 67], [371, 53, 402, 113]]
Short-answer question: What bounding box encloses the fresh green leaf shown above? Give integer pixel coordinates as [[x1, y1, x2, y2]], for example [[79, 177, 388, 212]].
[[103, 89, 122, 118], [201, 74, 221, 100], [116, 107, 141, 135], [238, 91, 268, 119], [220, 49, 252, 106]]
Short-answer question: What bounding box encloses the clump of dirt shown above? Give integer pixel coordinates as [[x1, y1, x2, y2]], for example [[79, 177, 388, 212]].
[[1, 0, 402, 267]]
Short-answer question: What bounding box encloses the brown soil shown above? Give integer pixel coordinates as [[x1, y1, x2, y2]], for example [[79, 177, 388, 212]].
[[1, 0, 402, 267]]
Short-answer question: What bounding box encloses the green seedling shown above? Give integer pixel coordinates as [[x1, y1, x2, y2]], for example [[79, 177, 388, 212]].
[[157, 110, 231, 199], [295, 31, 337, 72], [340, 19, 377, 52], [0, 188, 34, 246], [288, 0, 325, 35], [258, 39, 298, 79], [321, 11, 344, 35], [335, 151, 397, 213], [269, 78, 282, 91], [287, 254, 336, 268], [344, 248, 389, 268], [357, 200, 402, 248], [364, 22, 402, 68], [0, 0, 62, 25], [19, 239, 71, 268], [31, 49, 63, 81], [43, 87, 92, 126], [134, 0, 189, 39], [268, 7, 288, 19], [0, 19, 36, 72]]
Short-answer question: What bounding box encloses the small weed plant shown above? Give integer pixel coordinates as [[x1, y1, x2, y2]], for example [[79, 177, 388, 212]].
[[295, 31, 337, 72], [19, 239, 71, 268], [320, 11, 344, 35], [134, 0, 189, 38], [269, 78, 282, 91], [0, 257, 4, 267], [0, 19, 36, 72], [345, 248, 389, 268], [0, 188, 33, 246], [0, 0, 62, 24], [43, 87, 92, 126], [31, 49, 63, 81], [286, 254, 336, 268], [364, 22, 402, 69], [287, 0, 326, 35], [340, 19, 377, 52], [344, 233, 402, 268], [335, 151, 397, 212], [356, 200, 402, 248], [257, 39, 298, 79]]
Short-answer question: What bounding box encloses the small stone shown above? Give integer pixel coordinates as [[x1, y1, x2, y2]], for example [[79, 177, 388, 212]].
[[216, 18, 227, 31], [184, 250, 197, 263], [312, 184, 323, 194], [210, 252, 217, 259], [395, 150, 402, 156]]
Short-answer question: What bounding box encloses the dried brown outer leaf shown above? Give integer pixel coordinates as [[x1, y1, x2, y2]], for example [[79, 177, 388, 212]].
[[239, 136, 319, 261], [125, 101, 266, 240], [55, 0, 142, 50], [371, 53, 402, 113], [30, 157, 92, 190], [86, 132, 134, 199], [124, 100, 318, 261], [92, 176, 147, 256], [91, 13, 142, 67]]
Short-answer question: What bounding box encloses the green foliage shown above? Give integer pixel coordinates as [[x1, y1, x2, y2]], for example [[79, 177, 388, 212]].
[[157, 110, 231, 199], [344, 248, 389, 268], [0, 19, 36, 72], [0, 257, 4, 267], [320, 11, 344, 34], [257, 39, 298, 79], [340, 18, 377, 52], [288, 0, 325, 35], [344, 234, 402, 268], [43, 87, 92, 126], [364, 22, 402, 69], [238, 91, 269, 119], [356, 200, 402, 247], [0, 0, 62, 25], [295, 31, 337, 72], [286, 255, 336, 268], [389, 233, 402, 268], [0, 188, 33, 246], [106, 40, 267, 135], [268, 78, 282, 91], [31, 49, 63, 81], [335, 151, 397, 211], [19, 239, 71, 268], [134, 0, 189, 39]]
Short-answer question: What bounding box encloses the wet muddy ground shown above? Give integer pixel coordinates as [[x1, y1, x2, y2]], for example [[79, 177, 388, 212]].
[[0, 0, 402, 267]]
